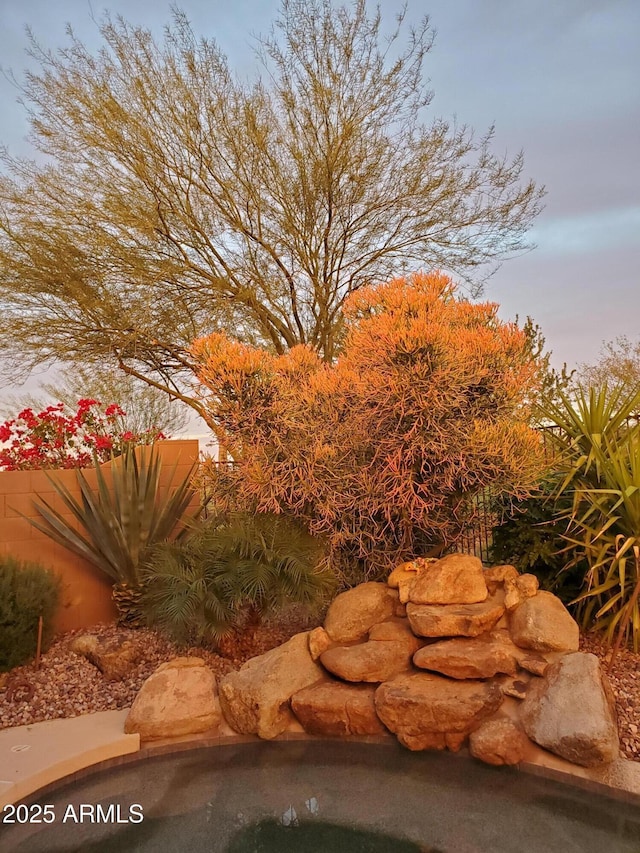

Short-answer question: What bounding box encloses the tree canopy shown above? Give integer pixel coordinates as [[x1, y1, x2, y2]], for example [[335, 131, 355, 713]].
[[574, 336, 640, 394], [0, 0, 544, 432]]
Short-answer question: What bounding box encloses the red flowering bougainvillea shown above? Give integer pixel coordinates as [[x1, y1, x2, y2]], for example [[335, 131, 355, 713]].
[[0, 399, 165, 471], [193, 272, 547, 579]]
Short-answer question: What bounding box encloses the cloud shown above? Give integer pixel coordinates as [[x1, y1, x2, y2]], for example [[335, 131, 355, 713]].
[[529, 206, 640, 256]]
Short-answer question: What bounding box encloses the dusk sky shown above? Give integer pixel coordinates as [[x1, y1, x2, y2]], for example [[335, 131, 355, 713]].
[[0, 0, 638, 427]]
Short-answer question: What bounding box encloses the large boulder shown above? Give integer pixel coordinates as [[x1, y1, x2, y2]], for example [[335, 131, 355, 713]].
[[291, 681, 386, 736], [469, 717, 530, 766], [413, 631, 520, 679], [321, 620, 421, 683], [509, 591, 579, 652], [218, 632, 325, 739], [406, 591, 505, 639], [124, 657, 220, 740], [409, 554, 488, 605], [374, 672, 503, 751], [520, 652, 619, 767], [324, 582, 396, 643]]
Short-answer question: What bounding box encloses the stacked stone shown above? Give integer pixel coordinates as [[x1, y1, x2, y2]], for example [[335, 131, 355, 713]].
[[125, 554, 620, 770]]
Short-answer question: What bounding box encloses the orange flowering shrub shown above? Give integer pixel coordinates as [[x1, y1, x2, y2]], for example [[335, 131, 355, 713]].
[[193, 272, 546, 579]]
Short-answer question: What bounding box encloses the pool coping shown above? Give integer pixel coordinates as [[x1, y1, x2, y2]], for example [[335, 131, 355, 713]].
[[3, 708, 640, 811]]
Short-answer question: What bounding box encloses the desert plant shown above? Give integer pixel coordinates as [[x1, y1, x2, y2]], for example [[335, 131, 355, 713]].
[[193, 272, 546, 580], [24, 444, 203, 625], [0, 556, 60, 671], [489, 477, 587, 604], [142, 512, 335, 646], [537, 383, 640, 497], [536, 383, 640, 648], [562, 433, 640, 653]]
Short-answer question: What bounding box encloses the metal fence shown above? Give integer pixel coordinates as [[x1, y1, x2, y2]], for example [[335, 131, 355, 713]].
[[456, 417, 640, 564], [203, 417, 639, 565]]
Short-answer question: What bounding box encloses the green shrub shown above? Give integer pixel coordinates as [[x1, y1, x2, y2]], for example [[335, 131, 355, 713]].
[[490, 478, 587, 605], [0, 556, 60, 672], [142, 512, 335, 646]]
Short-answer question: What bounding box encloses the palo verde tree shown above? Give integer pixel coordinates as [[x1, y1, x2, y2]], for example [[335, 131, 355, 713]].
[[0, 1, 543, 437], [193, 272, 546, 578]]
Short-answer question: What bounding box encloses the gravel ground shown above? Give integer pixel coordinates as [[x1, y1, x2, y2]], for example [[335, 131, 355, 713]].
[[580, 633, 640, 761], [0, 616, 313, 732], [2, 623, 639, 762]]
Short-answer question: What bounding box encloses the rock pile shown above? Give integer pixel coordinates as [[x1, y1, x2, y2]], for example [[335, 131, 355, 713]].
[[124, 554, 620, 769]]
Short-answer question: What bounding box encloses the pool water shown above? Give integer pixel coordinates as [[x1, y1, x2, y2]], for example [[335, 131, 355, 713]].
[[2, 740, 640, 852]]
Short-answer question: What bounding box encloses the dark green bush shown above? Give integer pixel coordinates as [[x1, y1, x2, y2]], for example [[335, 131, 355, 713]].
[[489, 478, 587, 605], [0, 556, 61, 672], [142, 512, 336, 646]]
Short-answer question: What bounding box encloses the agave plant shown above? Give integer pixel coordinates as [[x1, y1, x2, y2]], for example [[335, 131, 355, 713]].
[[25, 444, 203, 625], [142, 512, 335, 646]]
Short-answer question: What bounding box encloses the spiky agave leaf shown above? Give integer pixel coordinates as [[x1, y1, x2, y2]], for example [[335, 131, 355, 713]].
[[24, 444, 203, 587]]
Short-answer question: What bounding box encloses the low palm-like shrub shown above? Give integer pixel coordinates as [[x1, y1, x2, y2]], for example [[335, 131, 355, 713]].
[[142, 512, 335, 646], [25, 444, 203, 625], [0, 556, 60, 672]]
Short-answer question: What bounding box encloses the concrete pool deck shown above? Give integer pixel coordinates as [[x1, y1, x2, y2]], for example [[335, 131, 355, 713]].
[[3, 707, 640, 810]]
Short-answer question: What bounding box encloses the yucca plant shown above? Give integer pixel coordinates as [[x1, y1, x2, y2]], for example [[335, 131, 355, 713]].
[[536, 382, 640, 651], [25, 444, 203, 625], [537, 383, 640, 497], [142, 512, 335, 646], [562, 433, 640, 655]]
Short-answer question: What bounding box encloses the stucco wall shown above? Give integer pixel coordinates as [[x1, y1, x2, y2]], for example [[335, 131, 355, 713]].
[[0, 440, 200, 634]]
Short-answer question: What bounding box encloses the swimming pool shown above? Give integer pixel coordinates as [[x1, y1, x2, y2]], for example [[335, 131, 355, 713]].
[[2, 740, 640, 852]]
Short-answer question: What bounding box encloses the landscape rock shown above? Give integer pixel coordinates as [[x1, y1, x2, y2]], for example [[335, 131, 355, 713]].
[[321, 621, 421, 683], [324, 582, 395, 643], [520, 652, 620, 766], [519, 656, 549, 677], [70, 634, 141, 681], [409, 554, 488, 605], [469, 717, 530, 766], [388, 558, 436, 603], [483, 565, 519, 587], [496, 674, 531, 700], [124, 657, 220, 739], [406, 591, 505, 639], [509, 591, 580, 652], [218, 632, 325, 739], [374, 672, 503, 751], [308, 627, 333, 660], [412, 631, 520, 679], [291, 681, 386, 736], [367, 619, 420, 644], [504, 573, 539, 612]]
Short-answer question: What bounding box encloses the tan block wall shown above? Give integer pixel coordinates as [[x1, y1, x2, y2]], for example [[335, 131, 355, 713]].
[[0, 440, 200, 635]]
